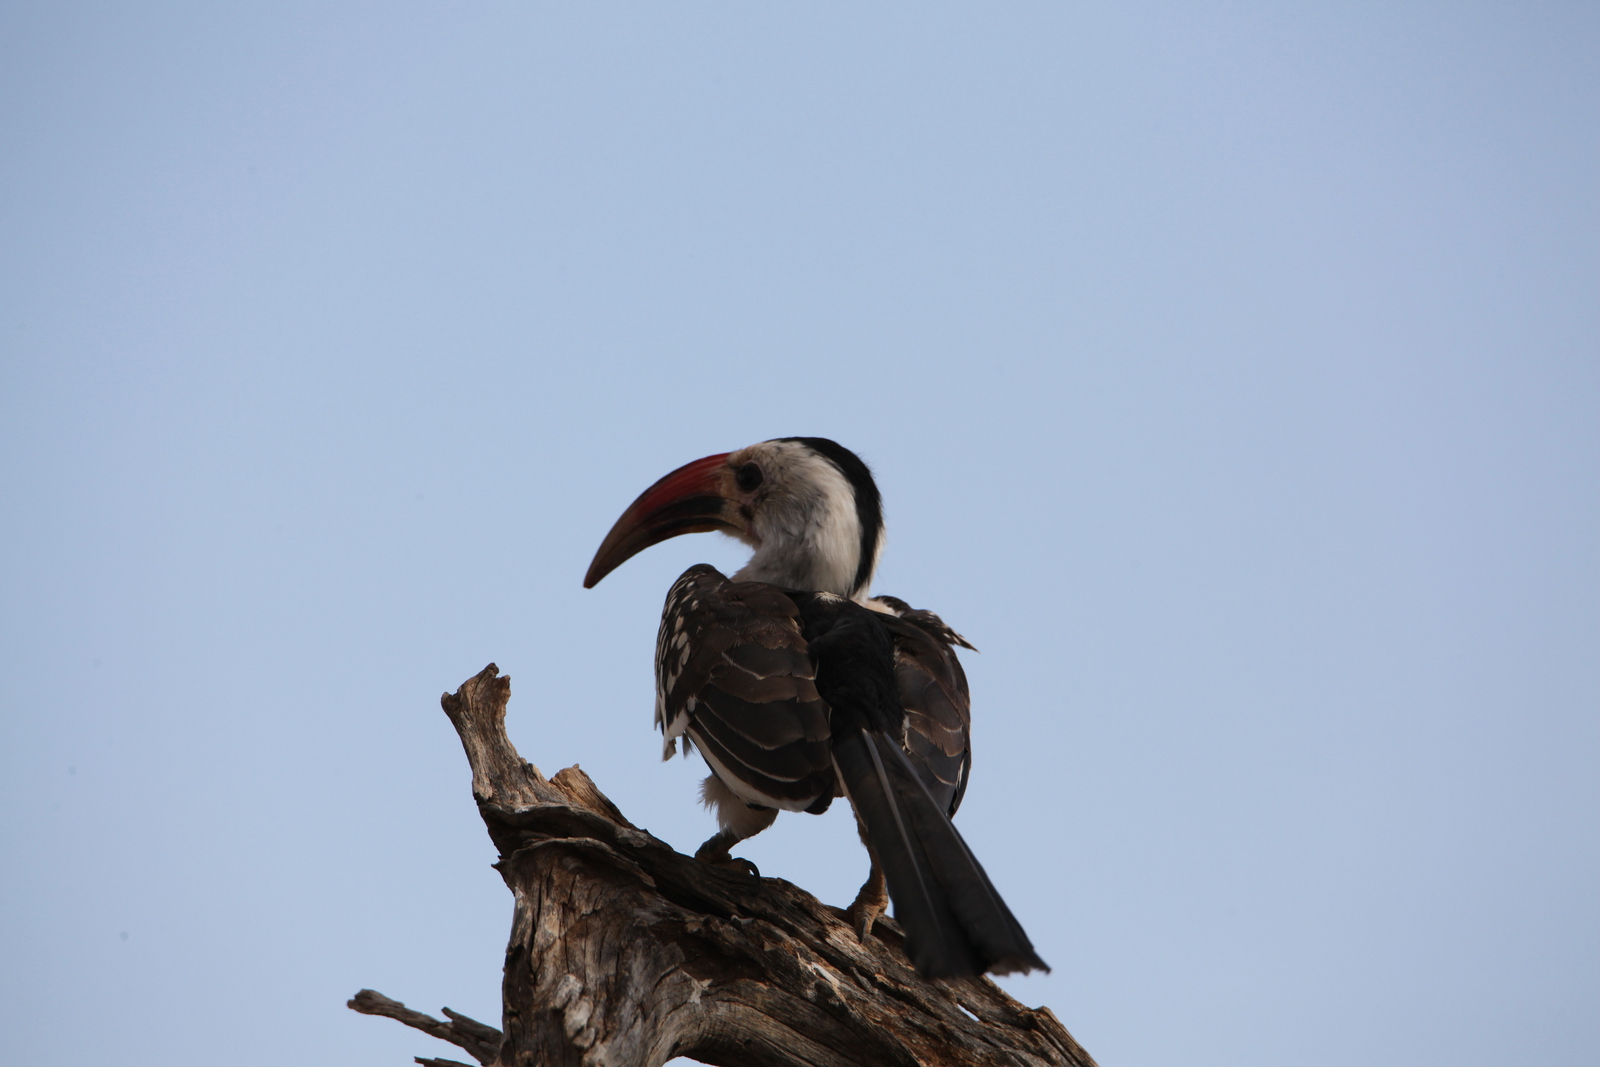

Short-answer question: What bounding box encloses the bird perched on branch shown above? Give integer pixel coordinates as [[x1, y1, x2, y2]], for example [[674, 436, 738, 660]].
[[584, 437, 1045, 978]]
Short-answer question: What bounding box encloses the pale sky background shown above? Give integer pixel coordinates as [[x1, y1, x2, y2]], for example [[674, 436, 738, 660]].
[[2, 4, 1596, 1066]]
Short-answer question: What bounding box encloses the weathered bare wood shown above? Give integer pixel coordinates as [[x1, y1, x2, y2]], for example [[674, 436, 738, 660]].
[[354, 663, 1097, 1067], [438, 663, 562, 809], [443, 1006, 505, 1049], [347, 988, 502, 1064]]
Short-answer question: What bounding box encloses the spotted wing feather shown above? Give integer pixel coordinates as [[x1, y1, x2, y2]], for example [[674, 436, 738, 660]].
[[656, 564, 835, 811]]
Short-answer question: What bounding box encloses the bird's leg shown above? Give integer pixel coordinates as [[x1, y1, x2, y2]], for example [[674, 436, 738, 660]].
[[694, 775, 777, 878], [846, 813, 889, 942], [848, 862, 889, 942]]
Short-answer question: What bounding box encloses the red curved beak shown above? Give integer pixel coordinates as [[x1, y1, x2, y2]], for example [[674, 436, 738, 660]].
[[583, 452, 736, 588]]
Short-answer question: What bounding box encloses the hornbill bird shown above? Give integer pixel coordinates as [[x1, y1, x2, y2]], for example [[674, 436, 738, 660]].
[[584, 437, 1046, 978]]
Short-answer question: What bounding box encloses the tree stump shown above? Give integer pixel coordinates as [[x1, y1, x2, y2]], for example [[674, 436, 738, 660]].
[[351, 664, 1098, 1067]]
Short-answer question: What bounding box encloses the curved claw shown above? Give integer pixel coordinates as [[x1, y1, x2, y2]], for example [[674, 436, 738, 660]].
[[847, 898, 885, 941], [847, 861, 889, 942], [693, 830, 761, 878], [712, 856, 761, 879]]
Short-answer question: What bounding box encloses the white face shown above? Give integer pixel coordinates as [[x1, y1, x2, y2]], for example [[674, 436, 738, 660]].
[[722, 439, 877, 598]]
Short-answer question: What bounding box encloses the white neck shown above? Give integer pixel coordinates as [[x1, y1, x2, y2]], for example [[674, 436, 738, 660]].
[[729, 444, 875, 598]]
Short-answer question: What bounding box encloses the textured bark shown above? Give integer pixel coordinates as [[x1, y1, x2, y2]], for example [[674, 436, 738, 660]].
[[353, 663, 1098, 1067]]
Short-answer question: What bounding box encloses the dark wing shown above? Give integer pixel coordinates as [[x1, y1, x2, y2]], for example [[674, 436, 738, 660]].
[[871, 595, 974, 818], [656, 564, 835, 812]]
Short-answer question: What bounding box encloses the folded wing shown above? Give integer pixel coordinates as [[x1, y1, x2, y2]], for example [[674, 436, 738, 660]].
[[656, 564, 835, 812]]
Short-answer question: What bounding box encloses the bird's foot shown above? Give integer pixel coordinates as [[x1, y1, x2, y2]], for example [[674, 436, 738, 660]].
[[694, 831, 761, 879], [711, 856, 761, 878], [846, 870, 889, 942], [847, 898, 885, 942]]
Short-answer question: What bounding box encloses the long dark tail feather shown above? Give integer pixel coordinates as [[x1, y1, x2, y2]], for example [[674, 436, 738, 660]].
[[833, 727, 1049, 979]]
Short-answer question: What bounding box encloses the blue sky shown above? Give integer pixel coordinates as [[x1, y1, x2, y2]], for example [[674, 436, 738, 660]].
[[2, 4, 1596, 1065]]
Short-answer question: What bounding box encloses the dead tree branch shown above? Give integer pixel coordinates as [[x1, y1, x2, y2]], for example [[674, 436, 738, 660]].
[[348, 989, 503, 1065], [353, 663, 1098, 1067]]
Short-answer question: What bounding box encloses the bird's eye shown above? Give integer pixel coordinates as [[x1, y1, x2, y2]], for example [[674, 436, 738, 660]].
[[736, 462, 764, 492]]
